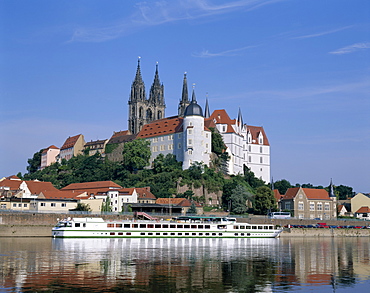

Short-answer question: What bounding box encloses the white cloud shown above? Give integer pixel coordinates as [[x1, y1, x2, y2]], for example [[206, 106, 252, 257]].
[[68, 0, 285, 43], [293, 26, 353, 39], [192, 45, 257, 57], [329, 42, 370, 55]]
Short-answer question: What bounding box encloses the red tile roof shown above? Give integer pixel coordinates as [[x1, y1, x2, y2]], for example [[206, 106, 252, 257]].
[[137, 116, 184, 138], [356, 206, 370, 213], [135, 187, 156, 200], [60, 134, 82, 150], [283, 187, 330, 200], [108, 130, 136, 144], [247, 125, 270, 146], [42, 145, 59, 154], [61, 181, 122, 191], [273, 189, 282, 201], [155, 198, 200, 207]]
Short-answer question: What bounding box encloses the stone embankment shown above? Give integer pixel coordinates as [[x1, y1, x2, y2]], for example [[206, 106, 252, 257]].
[[1, 212, 369, 237]]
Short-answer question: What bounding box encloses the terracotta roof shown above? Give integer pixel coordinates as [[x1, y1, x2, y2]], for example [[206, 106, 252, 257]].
[[108, 130, 136, 144], [61, 181, 122, 191], [84, 139, 107, 147], [247, 125, 270, 146], [209, 109, 232, 124], [26, 181, 60, 195], [0, 179, 22, 190], [283, 187, 330, 200], [273, 189, 282, 201], [135, 187, 156, 200], [6, 175, 21, 180], [137, 117, 184, 138], [356, 206, 370, 213], [155, 198, 200, 207], [42, 145, 59, 154], [60, 134, 82, 150]]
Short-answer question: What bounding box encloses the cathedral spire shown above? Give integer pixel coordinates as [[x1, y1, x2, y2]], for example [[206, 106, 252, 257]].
[[149, 61, 164, 105], [178, 72, 190, 117], [135, 57, 143, 83], [204, 96, 210, 118], [237, 107, 244, 127]]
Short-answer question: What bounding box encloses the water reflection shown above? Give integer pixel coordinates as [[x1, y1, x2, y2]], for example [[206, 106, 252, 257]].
[[1, 237, 370, 292]]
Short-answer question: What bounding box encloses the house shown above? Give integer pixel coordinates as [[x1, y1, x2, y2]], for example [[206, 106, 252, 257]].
[[351, 193, 370, 217], [105, 130, 137, 162], [84, 139, 108, 156], [40, 145, 60, 169], [337, 204, 349, 217], [58, 134, 85, 162], [354, 206, 370, 220], [279, 187, 337, 220], [155, 198, 203, 215]]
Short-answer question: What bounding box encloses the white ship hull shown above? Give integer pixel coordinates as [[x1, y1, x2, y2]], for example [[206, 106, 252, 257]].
[[52, 217, 282, 239]]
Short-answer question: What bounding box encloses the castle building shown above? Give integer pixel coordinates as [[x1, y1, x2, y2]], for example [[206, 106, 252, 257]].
[[128, 59, 166, 134], [128, 59, 271, 183]]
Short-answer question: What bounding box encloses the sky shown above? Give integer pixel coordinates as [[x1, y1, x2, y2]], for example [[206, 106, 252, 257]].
[[1, 0, 369, 193]]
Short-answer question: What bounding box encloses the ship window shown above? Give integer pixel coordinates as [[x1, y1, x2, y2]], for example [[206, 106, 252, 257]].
[[205, 225, 210, 229], [198, 225, 204, 229], [170, 224, 176, 228], [147, 224, 154, 228], [116, 224, 122, 228], [107, 223, 114, 228], [124, 224, 130, 228], [234, 233, 238, 236], [156, 232, 160, 235], [118, 232, 123, 235], [170, 232, 175, 235], [252, 226, 257, 229], [184, 225, 190, 229], [234, 225, 239, 229], [75, 223, 80, 227], [258, 226, 263, 229], [83, 223, 86, 228], [163, 232, 168, 236], [132, 224, 138, 228], [199, 233, 203, 236], [240, 226, 245, 229], [247, 233, 251, 236], [269, 226, 273, 230], [205, 233, 210, 236], [140, 232, 145, 235], [264, 226, 268, 229], [140, 224, 146, 228], [148, 232, 153, 236], [177, 225, 183, 229], [162, 224, 168, 228], [185, 233, 189, 236], [155, 224, 161, 228], [110, 232, 115, 235], [190, 225, 196, 229], [126, 232, 131, 235], [192, 233, 196, 235], [178, 233, 182, 236], [241, 233, 244, 236]]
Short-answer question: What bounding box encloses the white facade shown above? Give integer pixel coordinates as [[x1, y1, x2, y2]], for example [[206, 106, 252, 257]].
[[97, 189, 138, 213]]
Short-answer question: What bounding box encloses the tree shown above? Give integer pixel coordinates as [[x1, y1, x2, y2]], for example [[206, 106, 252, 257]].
[[122, 138, 151, 172], [101, 196, 112, 213], [336, 185, 354, 200], [70, 203, 91, 212], [153, 153, 181, 173], [254, 186, 276, 215], [243, 165, 265, 189], [273, 179, 292, 195], [230, 185, 252, 214], [187, 202, 197, 214], [27, 149, 44, 173]]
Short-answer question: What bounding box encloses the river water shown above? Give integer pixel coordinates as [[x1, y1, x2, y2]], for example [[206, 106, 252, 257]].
[[1, 237, 370, 292]]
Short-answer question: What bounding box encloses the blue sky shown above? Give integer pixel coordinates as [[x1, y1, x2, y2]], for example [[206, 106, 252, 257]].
[[1, 0, 369, 193]]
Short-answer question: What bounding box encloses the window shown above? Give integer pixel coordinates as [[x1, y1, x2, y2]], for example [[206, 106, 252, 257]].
[[260, 147, 263, 153], [188, 129, 192, 135], [325, 204, 330, 211], [178, 143, 182, 149], [61, 203, 66, 207], [310, 202, 315, 211], [40, 203, 46, 207], [188, 139, 192, 145], [51, 203, 56, 207], [169, 135, 173, 140], [260, 157, 263, 163], [13, 203, 17, 208], [298, 202, 304, 210], [317, 203, 323, 211]]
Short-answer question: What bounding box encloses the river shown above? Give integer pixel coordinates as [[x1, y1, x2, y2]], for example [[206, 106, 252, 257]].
[[1, 237, 370, 292]]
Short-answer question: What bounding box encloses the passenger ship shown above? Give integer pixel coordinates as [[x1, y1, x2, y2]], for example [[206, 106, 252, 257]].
[[52, 215, 282, 238]]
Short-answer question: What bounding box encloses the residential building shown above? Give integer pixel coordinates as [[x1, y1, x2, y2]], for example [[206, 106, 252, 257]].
[[351, 193, 370, 216], [155, 198, 203, 215], [40, 145, 60, 169], [84, 139, 108, 156], [279, 187, 337, 220], [58, 134, 85, 162], [354, 206, 370, 220], [105, 130, 136, 162]]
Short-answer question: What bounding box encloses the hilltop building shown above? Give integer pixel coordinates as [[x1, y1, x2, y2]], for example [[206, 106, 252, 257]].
[[58, 134, 85, 162], [40, 145, 60, 170], [129, 59, 271, 182]]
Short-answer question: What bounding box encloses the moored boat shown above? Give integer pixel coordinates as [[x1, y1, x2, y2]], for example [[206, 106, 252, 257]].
[[52, 215, 282, 238]]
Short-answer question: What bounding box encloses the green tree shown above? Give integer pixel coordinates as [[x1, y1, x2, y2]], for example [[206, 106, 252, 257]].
[[273, 179, 292, 195], [187, 202, 197, 214], [335, 185, 354, 200], [101, 196, 112, 213], [70, 202, 91, 212], [230, 185, 252, 214], [27, 149, 44, 173], [122, 138, 151, 172], [152, 153, 182, 173], [254, 186, 276, 215], [243, 165, 265, 189]]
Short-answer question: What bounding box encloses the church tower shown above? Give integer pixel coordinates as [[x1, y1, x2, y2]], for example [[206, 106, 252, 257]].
[[128, 58, 165, 134], [178, 73, 190, 117]]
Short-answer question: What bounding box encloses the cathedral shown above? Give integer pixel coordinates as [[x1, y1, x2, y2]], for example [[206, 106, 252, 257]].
[[127, 59, 271, 183]]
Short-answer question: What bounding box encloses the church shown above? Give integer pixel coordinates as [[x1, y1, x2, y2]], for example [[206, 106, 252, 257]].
[[127, 59, 271, 183]]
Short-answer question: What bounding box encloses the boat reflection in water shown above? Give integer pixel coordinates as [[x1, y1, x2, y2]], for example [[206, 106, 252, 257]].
[[1, 237, 370, 292]]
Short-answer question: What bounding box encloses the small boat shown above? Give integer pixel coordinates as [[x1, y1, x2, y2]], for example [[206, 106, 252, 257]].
[[52, 215, 282, 238]]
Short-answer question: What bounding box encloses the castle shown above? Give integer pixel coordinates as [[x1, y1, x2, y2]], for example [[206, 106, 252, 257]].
[[128, 59, 271, 183]]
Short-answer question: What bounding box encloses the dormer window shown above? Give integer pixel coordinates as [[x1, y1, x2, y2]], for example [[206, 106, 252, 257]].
[[222, 125, 226, 132]]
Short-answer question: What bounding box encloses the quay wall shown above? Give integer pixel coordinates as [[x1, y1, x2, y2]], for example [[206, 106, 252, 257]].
[[1, 212, 369, 237]]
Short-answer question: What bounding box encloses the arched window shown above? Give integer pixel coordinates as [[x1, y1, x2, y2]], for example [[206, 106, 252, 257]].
[[139, 107, 144, 118], [157, 110, 162, 119], [146, 109, 153, 121]]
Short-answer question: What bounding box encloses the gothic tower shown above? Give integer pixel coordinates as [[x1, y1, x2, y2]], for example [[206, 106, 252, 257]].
[[178, 73, 190, 117], [128, 58, 165, 134]]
